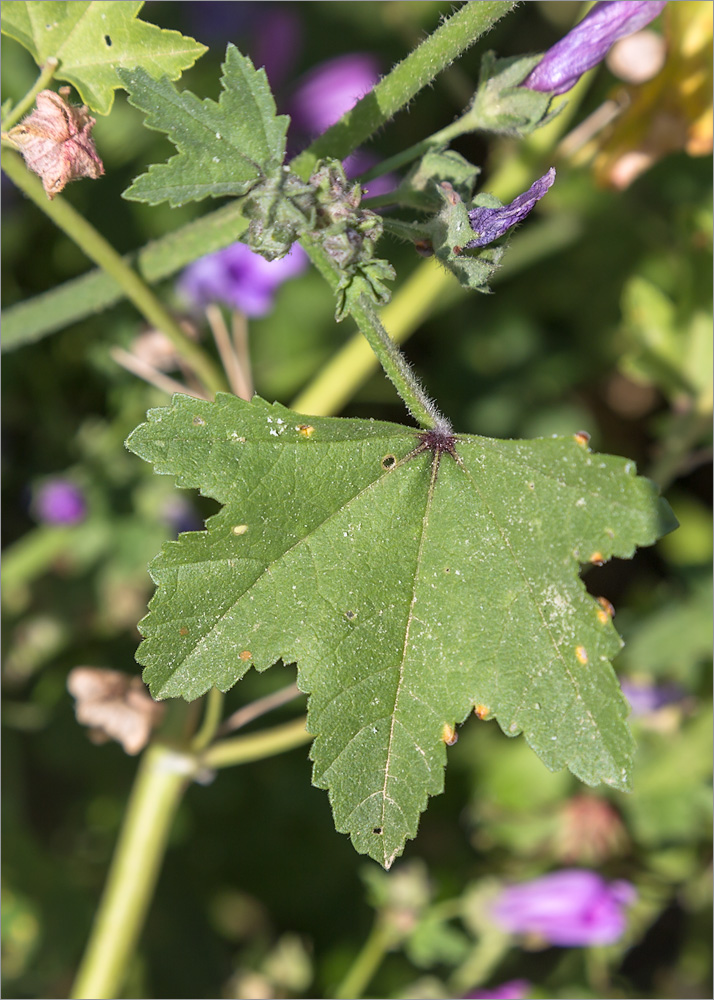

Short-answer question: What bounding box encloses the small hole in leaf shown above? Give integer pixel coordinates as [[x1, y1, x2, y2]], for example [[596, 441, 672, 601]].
[[444, 567, 451, 574], [104, 34, 112, 46], [345, 610, 356, 620], [192, 415, 206, 426], [372, 827, 383, 835], [381, 454, 396, 470]]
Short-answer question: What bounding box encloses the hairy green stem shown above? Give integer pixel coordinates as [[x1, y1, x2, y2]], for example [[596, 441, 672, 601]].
[[1, 57, 59, 130], [300, 235, 444, 428], [292, 257, 458, 417], [291, 1, 517, 179], [70, 742, 197, 999], [0, 149, 226, 394], [333, 917, 396, 1000], [352, 294, 445, 429], [2, 202, 249, 352]]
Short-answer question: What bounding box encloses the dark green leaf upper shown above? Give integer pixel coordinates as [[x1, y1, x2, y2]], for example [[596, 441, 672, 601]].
[[120, 44, 288, 206], [126, 394, 676, 867]]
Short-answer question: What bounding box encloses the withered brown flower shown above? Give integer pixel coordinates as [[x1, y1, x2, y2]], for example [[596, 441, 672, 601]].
[[67, 666, 165, 755], [3, 87, 104, 199]]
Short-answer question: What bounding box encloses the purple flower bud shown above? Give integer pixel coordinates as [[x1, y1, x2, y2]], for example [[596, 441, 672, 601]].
[[34, 479, 87, 525], [464, 979, 530, 999], [466, 167, 556, 248], [523, 1, 668, 96], [287, 53, 380, 137], [490, 869, 636, 947], [177, 242, 308, 317]]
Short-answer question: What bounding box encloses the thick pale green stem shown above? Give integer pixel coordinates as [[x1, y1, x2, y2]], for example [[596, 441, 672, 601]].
[[333, 918, 396, 1000], [291, 1, 517, 179], [447, 927, 511, 996], [0, 149, 226, 394], [1, 57, 59, 130], [70, 743, 196, 999]]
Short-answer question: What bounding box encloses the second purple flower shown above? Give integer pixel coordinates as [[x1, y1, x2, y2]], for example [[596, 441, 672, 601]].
[[490, 868, 636, 947]]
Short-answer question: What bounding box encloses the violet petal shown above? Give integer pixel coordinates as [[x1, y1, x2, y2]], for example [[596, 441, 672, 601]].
[[466, 167, 556, 248], [178, 242, 308, 318], [490, 868, 636, 947], [523, 1, 668, 96]]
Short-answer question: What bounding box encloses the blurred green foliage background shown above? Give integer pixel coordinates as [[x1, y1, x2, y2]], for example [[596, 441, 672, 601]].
[[2, 3, 711, 998]]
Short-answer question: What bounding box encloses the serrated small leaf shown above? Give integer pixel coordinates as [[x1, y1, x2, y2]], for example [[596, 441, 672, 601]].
[[1, 0, 206, 115], [335, 259, 396, 322], [120, 44, 288, 207], [126, 394, 676, 867]]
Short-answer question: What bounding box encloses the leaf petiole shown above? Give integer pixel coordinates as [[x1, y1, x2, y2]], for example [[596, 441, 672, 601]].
[[189, 687, 225, 753], [200, 716, 312, 770]]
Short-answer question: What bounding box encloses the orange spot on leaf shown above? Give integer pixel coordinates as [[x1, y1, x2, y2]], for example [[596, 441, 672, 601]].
[[474, 704, 490, 720], [441, 722, 458, 746], [575, 645, 589, 665], [239, 650, 252, 661], [596, 596, 616, 623]]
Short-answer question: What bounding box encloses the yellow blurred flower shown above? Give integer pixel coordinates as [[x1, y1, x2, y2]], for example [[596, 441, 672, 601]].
[[591, 1, 712, 188]]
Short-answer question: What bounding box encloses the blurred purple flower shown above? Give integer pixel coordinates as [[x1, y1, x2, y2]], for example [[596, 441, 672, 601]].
[[288, 53, 380, 136], [490, 869, 636, 947], [178, 3, 301, 89], [523, 1, 668, 95], [287, 53, 397, 197], [464, 979, 530, 999], [177, 242, 308, 317], [621, 678, 684, 716], [251, 6, 303, 91], [467, 168, 556, 248], [34, 479, 87, 525], [161, 495, 203, 537]]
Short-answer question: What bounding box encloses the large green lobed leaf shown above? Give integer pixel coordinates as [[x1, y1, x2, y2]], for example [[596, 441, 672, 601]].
[[1, 0, 206, 115], [126, 394, 676, 867], [120, 45, 288, 206]]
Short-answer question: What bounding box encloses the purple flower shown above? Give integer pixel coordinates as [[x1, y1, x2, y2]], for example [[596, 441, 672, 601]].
[[467, 168, 556, 248], [33, 479, 87, 525], [523, 1, 668, 96], [286, 53, 396, 196], [490, 869, 636, 947], [287, 53, 380, 136], [620, 678, 684, 716], [464, 979, 530, 999], [177, 242, 308, 317]]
